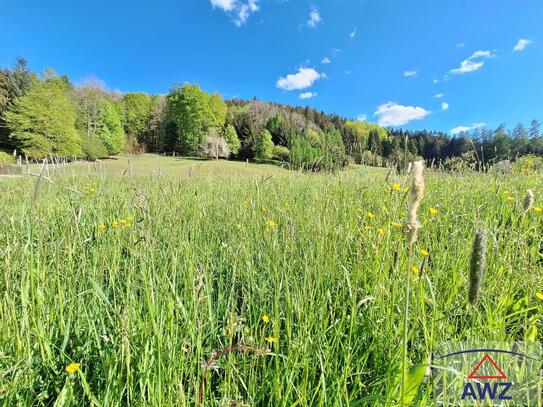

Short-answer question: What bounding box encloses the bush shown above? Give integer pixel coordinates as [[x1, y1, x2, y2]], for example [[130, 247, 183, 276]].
[[81, 135, 109, 160], [0, 151, 14, 166], [223, 125, 241, 156], [200, 136, 230, 159], [273, 145, 289, 161], [254, 130, 274, 160]]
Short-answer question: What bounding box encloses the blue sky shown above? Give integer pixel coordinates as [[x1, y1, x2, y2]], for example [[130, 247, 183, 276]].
[[1, 0, 542, 133]]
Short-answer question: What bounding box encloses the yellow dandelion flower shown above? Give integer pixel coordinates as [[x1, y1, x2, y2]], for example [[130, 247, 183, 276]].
[[428, 207, 438, 215], [262, 314, 270, 324], [366, 211, 375, 219], [97, 223, 105, 232], [537, 292, 543, 301], [266, 219, 277, 229], [392, 183, 401, 191], [506, 196, 515, 202], [391, 221, 402, 228], [111, 221, 119, 229], [534, 207, 542, 213], [411, 266, 419, 274], [403, 187, 409, 193], [265, 336, 278, 343], [126, 216, 134, 222], [378, 228, 385, 236], [66, 363, 80, 374], [421, 249, 429, 257]]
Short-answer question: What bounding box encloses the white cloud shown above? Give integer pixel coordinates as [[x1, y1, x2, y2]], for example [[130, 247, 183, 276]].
[[349, 27, 357, 40], [210, 0, 259, 26], [374, 102, 431, 126], [332, 48, 341, 57], [450, 50, 493, 74], [357, 114, 367, 122], [433, 79, 439, 84], [441, 102, 449, 111], [321, 57, 331, 64], [307, 6, 321, 28], [404, 70, 418, 78], [210, 0, 236, 11], [450, 122, 485, 135], [276, 67, 322, 91], [299, 92, 317, 99], [513, 38, 532, 52], [434, 93, 444, 98]]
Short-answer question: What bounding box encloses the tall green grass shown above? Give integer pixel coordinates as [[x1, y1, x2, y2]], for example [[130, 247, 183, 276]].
[[1, 164, 542, 405]]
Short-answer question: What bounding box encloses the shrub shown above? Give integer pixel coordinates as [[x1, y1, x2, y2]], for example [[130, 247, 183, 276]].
[[81, 135, 109, 160], [223, 125, 241, 156], [0, 151, 14, 166], [200, 136, 230, 159], [254, 130, 274, 160], [272, 145, 289, 161]]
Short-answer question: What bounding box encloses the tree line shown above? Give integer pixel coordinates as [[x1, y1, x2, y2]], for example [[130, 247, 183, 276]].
[[0, 57, 541, 171]]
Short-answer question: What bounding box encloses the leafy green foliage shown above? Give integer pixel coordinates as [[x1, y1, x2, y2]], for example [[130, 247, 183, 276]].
[[4, 75, 80, 158], [0, 151, 14, 165], [97, 101, 125, 154], [122, 93, 151, 141], [272, 145, 289, 161], [223, 124, 240, 155], [253, 129, 274, 160], [167, 84, 227, 155], [81, 135, 108, 160]]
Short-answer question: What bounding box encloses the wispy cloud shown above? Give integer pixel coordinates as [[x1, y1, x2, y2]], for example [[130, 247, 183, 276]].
[[434, 93, 444, 98], [450, 50, 493, 74], [276, 67, 323, 91], [513, 38, 532, 52], [299, 92, 317, 100], [210, 0, 259, 26], [456, 43, 466, 48], [307, 6, 321, 28], [433, 79, 439, 84], [450, 122, 485, 135], [349, 27, 357, 40], [321, 57, 331, 64], [441, 102, 449, 111], [374, 102, 431, 126], [332, 48, 341, 57], [404, 70, 418, 78]]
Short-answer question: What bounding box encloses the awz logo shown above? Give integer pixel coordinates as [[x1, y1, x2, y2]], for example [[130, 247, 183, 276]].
[[462, 353, 511, 401]]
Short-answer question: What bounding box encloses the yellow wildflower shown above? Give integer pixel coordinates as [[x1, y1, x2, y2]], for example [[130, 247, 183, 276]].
[[126, 216, 134, 222], [366, 211, 375, 219], [534, 207, 542, 213], [266, 219, 277, 229], [403, 187, 409, 193], [428, 207, 438, 215], [421, 249, 429, 257], [97, 223, 105, 232], [265, 336, 278, 343], [378, 228, 385, 236], [411, 266, 419, 274], [392, 183, 401, 191], [111, 221, 119, 229], [262, 314, 270, 324], [506, 196, 515, 202], [66, 363, 80, 374], [537, 293, 543, 301], [391, 221, 402, 228]]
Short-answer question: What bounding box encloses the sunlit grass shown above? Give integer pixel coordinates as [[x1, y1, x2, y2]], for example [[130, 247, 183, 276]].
[[1, 159, 542, 405]]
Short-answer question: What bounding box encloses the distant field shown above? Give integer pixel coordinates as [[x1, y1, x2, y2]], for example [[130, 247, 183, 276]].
[[1, 158, 541, 405], [25, 154, 291, 178]]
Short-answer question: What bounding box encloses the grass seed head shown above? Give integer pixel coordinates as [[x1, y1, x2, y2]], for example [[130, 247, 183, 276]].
[[468, 227, 487, 306], [405, 160, 425, 249], [523, 189, 534, 212]]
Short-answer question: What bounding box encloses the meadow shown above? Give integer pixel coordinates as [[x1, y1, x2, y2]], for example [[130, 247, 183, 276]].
[[1, 155, 542, 406]]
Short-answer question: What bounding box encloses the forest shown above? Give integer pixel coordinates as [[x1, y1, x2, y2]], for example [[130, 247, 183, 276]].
[[1, 57, 542, 171]]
